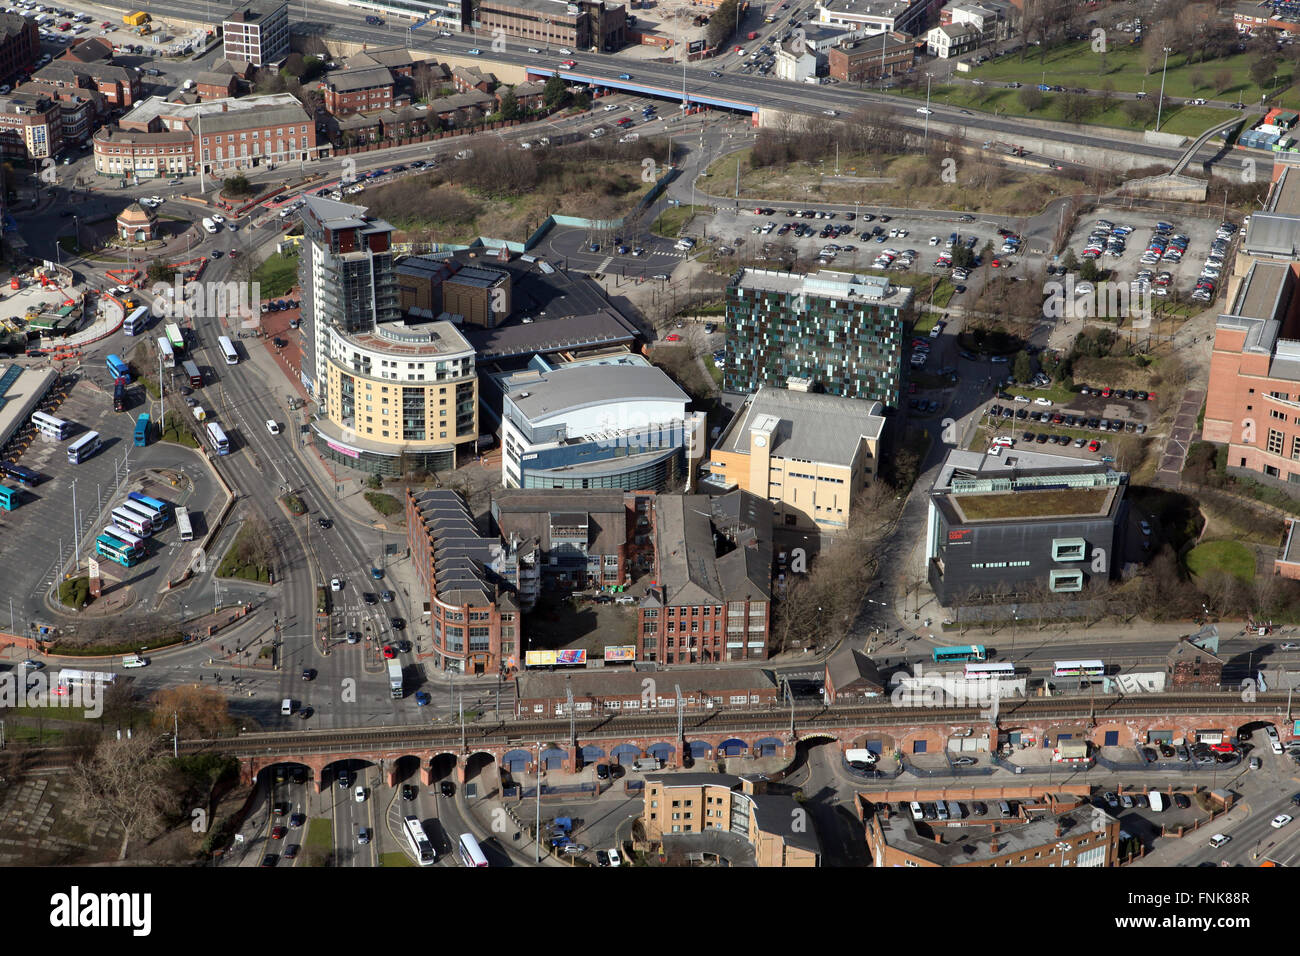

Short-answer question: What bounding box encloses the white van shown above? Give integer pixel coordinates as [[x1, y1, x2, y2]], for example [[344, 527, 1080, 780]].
[[909, 801, 924, 821], [122, 655, 148, 668], [265, 419, 280, 435], [202, 218, 219, 234], [1147, 790, 1165, 812], [281, 698, 294, 716]]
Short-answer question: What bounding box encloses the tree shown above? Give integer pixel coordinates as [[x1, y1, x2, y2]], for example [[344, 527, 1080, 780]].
[[573, 90, 591, 110], [1250, 54, 1278, 91], [69, 736, 176, 860], [706, 0, 740, 50], [543, 74, 568, 109], [498, 87, 521, 121], [1190, 68, 1205, 91], [223, 174, 252, 197], [150, 685, 235, 739], [1018, 87, 1045, 112], [1012, 350, 1033, 382], [1060, 92, 1096, 124], [1213, 69, 1233, 95], [1060, 248, 1079, 272], [147, 259, 175, 283]]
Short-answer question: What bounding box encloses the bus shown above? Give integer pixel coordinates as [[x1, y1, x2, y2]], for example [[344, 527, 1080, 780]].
[[0, 484, 19, 511], [106, 354, 130, 381], [457, 832, 488, 868], [181, 360, 202, 389], [165, 323, 185, 353], [30, 411, 70, 440], [205, 422, 229, 456], [127, 492, 171, 526], [100, 526, 144, 554], [0, 463, 41, 486], [964, 662, 1016, 681], [123, 305, 149, 336], [121, 499, 159, 528], [67, 431, 102, 464], [157, 337, 175, 369], [403, 816, 437, 865], [95, 533, 141, 567], [217, 335, 239, 366], [175, 509, 193, 542], [134, 413, 150, 447], [932, 645, 986, 664], [1053, 660, 1105, 678], [110, 505, 152, 537], [53, 668, 115, 697]]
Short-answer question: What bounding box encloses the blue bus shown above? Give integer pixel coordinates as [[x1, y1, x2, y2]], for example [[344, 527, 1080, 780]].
[[134, 413, 150, 447], [932, 645, 987, 664], [0, 484, 19, 511], [127, 491, 171, 526], [0, 463, 41, 486], [95, 534, 141, 568], [106, 354, 130, 381]]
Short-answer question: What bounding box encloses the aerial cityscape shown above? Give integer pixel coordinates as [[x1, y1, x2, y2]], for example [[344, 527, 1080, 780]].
[[0, 0, 1298, 895]]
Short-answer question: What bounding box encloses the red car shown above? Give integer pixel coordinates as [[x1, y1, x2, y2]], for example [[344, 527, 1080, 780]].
[[382, 645, 396, 659], [665, 333, 682, 342], [990, 258, 1001, 268], [271, 826, 287, 840], [1087, 440, 1100, 452], [560, 59, 577, 68], [1210, 742, 1235, 754], [1146, 391, 1156, 401], [1100, 387, 1112, 398]]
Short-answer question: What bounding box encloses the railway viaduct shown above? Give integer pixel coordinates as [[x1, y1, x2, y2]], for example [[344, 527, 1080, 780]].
[[206, 693, 1296, 791]]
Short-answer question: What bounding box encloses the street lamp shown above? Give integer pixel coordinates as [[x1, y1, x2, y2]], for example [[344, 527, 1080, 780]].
[[924, 73, 933, 147], [1154, 47, 1172, 131]]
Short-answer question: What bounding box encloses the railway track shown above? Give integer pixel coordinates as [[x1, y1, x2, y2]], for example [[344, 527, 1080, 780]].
[[160, 691, 1296, 757]]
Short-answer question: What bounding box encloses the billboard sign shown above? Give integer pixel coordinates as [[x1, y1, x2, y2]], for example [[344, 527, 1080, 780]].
[[604, 645, 636, 662]]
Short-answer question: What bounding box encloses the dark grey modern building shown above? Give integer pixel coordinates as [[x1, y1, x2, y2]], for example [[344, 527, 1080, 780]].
[[724, 269, 907, 407], [925, 448, 1129, 606]]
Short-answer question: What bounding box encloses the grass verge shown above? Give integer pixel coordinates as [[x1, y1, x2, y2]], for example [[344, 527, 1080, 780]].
[[1185, 539, 1256, 583]]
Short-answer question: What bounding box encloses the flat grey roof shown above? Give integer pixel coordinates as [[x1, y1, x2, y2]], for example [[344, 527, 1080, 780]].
[[871, 798, 1115, 865], [717, 385, 884, 464], [463, 310, 639, 362], [933, 447, 1111, 491]]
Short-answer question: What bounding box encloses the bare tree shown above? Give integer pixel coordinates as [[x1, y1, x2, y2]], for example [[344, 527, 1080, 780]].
[[150, 685, 235, 739], [68, 735, 176, 860]]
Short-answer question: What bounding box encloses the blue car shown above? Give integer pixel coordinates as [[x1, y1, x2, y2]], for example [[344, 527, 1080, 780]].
[[370, 567, 383, 579], [618, 72, 632, 80], [415, 691, 431, 706], [588, 242, 600, 252]]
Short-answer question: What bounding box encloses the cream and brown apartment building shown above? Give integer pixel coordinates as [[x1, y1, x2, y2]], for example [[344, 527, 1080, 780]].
[[643, 773, 820, 867], [705, 384, 885, 533]]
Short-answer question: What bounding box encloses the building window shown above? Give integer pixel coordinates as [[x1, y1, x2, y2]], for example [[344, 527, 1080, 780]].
[[1049, 569, 1084, 593], [1051, 538, 1086, 562], [1269, 429, 1286, 456]]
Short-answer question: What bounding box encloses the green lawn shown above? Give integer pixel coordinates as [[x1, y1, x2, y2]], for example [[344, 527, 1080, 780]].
[[1186, 539, 1256, 583], [380, 851, 413, 867], [895, 83, 1240, 138], [912, 312, 938, 335], [364, 492, 402, 517], [651, 204, 707, 239], [704, 354, 723, 386], [970, 40, 1295, 105], [252, 251, 300, 298]]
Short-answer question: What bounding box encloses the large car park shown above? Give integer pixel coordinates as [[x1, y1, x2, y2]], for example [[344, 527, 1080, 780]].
[[1057, 209, 1231, 305]]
